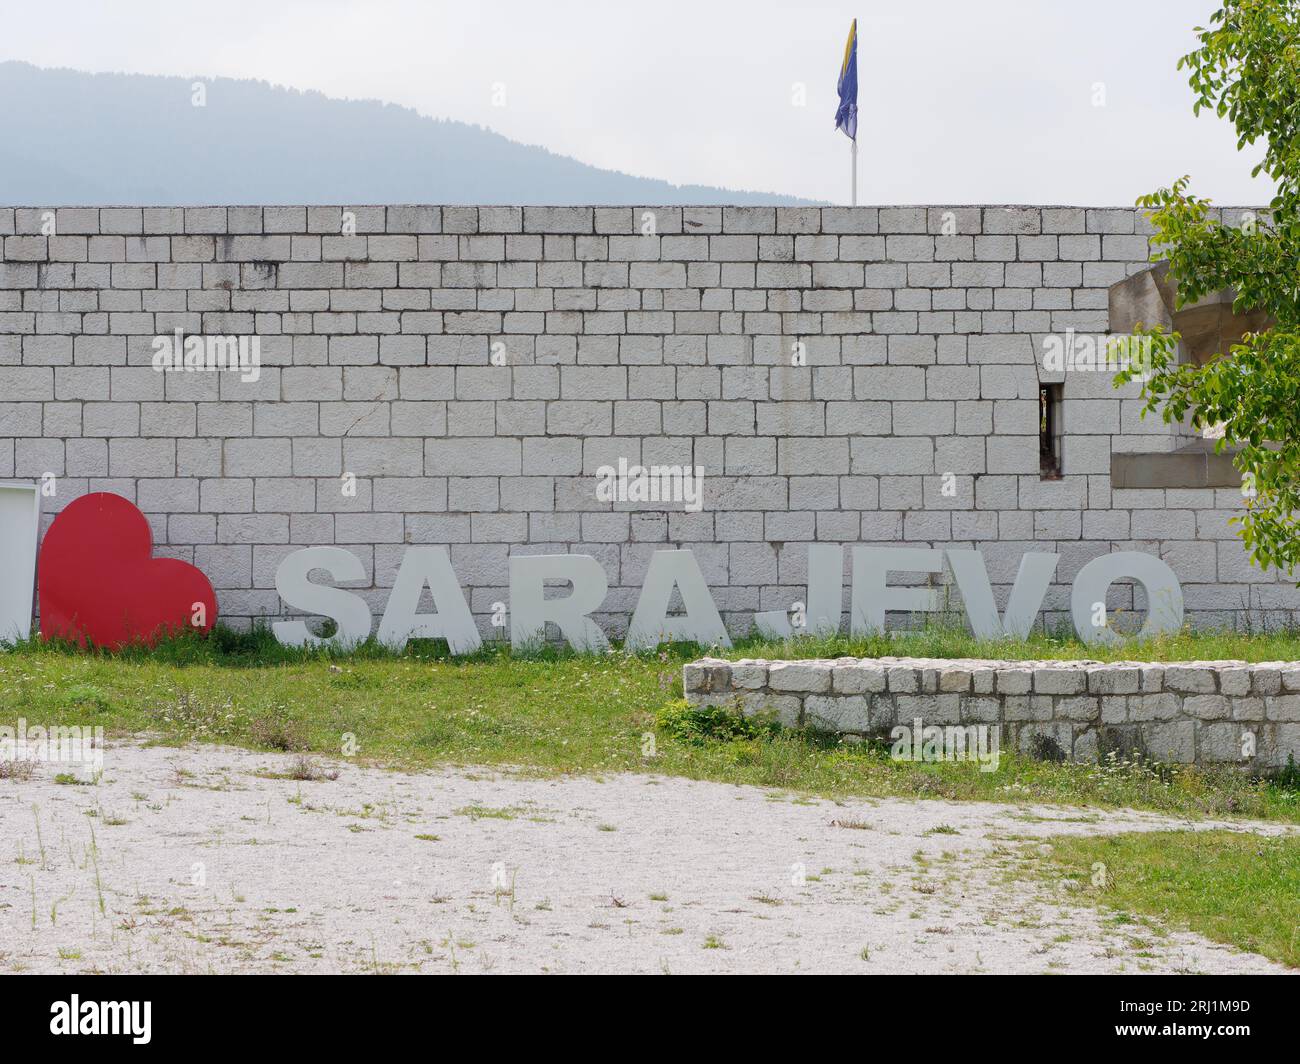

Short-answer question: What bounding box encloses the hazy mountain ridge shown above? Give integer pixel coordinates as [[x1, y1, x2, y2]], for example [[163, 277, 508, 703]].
[[0, 62, 814, 205]]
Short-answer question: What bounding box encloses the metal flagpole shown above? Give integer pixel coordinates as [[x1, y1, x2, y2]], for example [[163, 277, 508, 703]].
[[851, 139, 857, 207], [837, 16, 859, 207]]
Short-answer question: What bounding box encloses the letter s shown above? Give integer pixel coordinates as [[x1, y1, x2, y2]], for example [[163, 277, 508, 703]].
[[272, 547, 372, 649]]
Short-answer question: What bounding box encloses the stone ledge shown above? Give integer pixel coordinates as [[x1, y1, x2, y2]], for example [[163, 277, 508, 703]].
[[684, 656, 1300, 769], [1110, 444, 1243, 489]]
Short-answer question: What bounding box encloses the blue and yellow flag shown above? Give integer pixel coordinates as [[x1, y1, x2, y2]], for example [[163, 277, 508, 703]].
[[834, 18, 858, 141]]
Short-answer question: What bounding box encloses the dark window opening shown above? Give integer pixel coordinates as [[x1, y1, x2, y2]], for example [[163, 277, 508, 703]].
[[1039, 383, 1063, 479]]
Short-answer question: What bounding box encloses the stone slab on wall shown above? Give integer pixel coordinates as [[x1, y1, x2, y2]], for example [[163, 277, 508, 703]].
[[683, 656, 1300, 769], [0, 203, 1293, 638]]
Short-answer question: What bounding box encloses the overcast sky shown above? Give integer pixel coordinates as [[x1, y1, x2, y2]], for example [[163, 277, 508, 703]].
[[2, 0, 1272, 205]]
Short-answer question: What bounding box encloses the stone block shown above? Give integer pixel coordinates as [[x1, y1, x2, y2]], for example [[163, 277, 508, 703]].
[[768, 661, 832, 694], [804, 695, 870, 733]]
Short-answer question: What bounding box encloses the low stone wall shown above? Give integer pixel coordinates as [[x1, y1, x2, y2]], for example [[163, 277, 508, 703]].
[[683, 657, 1300, 769]]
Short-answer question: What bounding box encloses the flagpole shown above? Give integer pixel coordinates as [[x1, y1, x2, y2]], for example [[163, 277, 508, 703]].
[[851, 138, 857, 207], [837, 17, 858, 207]]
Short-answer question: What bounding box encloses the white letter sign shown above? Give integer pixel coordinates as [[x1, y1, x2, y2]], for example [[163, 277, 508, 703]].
[[377, 546, 481, 654], [626, 550, 731, 651], [0, 482, 40, 643], [272, 546, 372, 649], [509, 554, 609, 653], [1071, 551, 1184, 645]]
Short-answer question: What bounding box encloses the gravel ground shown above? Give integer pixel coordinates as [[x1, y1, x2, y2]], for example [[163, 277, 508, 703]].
[[0, 741, 1293, 974]]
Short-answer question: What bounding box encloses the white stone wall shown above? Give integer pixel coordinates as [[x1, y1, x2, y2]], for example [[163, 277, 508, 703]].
[[0, 204, 1292, 637], [684, 656, 1300, 768]]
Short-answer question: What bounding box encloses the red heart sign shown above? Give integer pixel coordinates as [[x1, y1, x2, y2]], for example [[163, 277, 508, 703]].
[[39, 492, 217, 649]]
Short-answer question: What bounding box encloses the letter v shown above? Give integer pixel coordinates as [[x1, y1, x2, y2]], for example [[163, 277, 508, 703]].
[[945, 550, 1058, 640]]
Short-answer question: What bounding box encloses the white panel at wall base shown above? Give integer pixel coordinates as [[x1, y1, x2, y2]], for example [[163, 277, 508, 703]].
[[0, 483, 40, 644]]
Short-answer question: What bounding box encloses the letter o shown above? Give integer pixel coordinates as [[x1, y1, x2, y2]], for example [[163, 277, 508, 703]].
[[1070, 552, 1183, 645]]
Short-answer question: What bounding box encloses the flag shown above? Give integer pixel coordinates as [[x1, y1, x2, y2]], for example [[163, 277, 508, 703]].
[[835, 18, 858, 141]]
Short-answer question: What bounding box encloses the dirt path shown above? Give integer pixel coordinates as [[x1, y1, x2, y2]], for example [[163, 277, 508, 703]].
[[0, 742, 1292, 974]]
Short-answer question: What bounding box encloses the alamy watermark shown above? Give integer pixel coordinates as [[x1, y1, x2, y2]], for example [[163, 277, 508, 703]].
[[889, 718, 1000, 773], [50, 996, 151, 1044], [151, 330, 261, 382], [1, 719, 104, 774], [1041, 329, 1152, 377], [595, 458, 704, 513]]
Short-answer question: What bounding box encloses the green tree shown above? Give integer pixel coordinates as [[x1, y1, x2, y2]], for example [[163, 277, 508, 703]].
[[1121, 0, 1300, 574]]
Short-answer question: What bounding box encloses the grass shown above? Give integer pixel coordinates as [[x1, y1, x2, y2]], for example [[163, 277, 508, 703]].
[[1030, 831, 1300, 968], [20, 613, 1300, 667], [0, 623, 1298, 822], [729, 622, 1300, 664]]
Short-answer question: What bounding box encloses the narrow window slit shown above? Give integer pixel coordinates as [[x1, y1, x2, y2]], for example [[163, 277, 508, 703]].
[[1040, 383, 1063, 479]]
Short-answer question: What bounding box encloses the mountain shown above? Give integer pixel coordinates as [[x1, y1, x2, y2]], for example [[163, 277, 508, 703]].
[[0, 62, 812, 206]]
